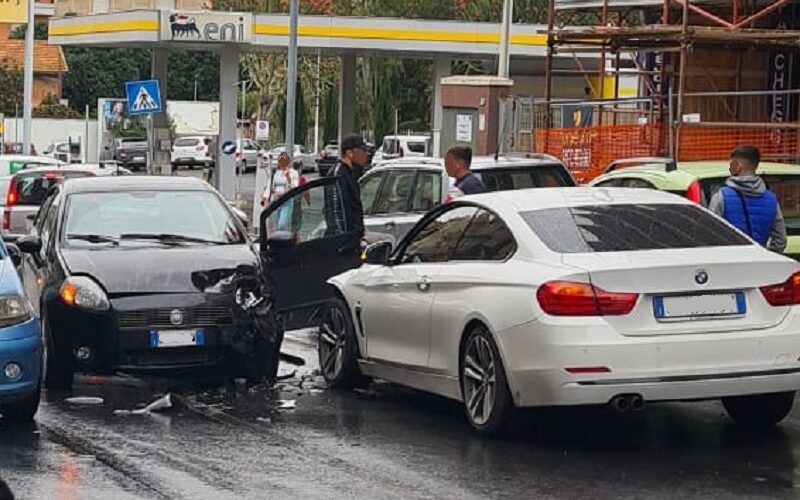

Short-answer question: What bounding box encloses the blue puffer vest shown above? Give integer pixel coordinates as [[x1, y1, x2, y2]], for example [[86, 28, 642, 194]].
[[721, 186, 777, 246]]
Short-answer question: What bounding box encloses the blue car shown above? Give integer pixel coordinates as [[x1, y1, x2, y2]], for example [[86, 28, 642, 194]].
[[0, 242, 41, 423]]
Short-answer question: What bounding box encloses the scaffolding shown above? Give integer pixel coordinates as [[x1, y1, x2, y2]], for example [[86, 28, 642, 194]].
[[538, 0, 800, 180]]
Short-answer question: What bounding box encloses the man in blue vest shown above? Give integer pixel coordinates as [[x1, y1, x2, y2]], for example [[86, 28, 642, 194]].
[[708, 145, 787, 253]]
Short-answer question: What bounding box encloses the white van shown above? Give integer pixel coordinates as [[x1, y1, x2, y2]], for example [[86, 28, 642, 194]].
[[373, 135, 431, 163]]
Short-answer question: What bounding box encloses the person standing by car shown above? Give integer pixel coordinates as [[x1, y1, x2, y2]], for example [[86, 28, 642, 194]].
[[334, 133, 370, 237], [445, 146, 486, 196], [261, 152, 299, 231], [708, 145, 787, 253]]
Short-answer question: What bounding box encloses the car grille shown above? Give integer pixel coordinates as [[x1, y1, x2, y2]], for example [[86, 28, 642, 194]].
[[133, 347, 214, 366], [117, 307, 234, 330]]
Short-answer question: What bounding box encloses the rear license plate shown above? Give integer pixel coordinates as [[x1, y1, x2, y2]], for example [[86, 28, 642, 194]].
[[654, 293, 745, 320], [149, 330, 205, 348], [134, 156, 145, 162]]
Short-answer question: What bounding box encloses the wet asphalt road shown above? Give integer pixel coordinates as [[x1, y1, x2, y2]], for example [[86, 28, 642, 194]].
[[2, 330, 800, 500]]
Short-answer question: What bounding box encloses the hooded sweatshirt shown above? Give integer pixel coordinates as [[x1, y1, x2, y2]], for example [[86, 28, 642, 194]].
[[708, 176, 787, 253]]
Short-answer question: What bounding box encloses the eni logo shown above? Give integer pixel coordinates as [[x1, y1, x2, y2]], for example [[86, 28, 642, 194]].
[[169, 13, 247, 43]]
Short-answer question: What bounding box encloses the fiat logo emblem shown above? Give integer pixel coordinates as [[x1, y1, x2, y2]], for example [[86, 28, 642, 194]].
[[170, 309, 184, 325], [695, 270, 709, 285]]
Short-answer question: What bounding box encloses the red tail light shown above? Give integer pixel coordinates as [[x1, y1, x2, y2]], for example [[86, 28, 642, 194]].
[[6, 177, 18, 207], [43, 172, 63, 180], [537, 281, 638, 316], [2, 209, 9, 231], [399, 148, 404, 158], [761, 272, 800, 306], [685, 180, 702, 204]]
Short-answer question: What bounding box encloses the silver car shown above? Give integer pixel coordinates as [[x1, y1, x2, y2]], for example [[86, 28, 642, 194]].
[[359, 155, 576, 244]]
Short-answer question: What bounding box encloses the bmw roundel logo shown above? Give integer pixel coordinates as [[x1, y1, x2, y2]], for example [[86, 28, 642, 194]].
[[695, 270, 709, 285], [170, 309, 184, 325]]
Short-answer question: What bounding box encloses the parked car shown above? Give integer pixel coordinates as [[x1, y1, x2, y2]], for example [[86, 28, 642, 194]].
[[236, 139, 262, 173], [2, 164, 131, 239], [589, 158, 800, 259], [3, 144, 37, 156], [359, 154, 576, 244], [268, 144, 316, 173], [372, 134, 431, 163], [42, 142, 81, 164], [114, 137, 148, 171], [0, 155, 62, 177], [261, 180, 800, 435], [0, 236, 41, 423], [316, 141, 339, 176], [16, 176, 275, 390], [171, 136, 214, 170]]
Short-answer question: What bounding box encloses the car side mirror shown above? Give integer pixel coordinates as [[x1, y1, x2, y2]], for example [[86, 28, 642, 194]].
[[6, 244, 21, 266], [363, 241, 392, 265], [16, 235, 42, 254]]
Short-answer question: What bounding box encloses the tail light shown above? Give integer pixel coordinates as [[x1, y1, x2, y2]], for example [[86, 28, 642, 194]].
[[235, 151, 241, 162], [537, 281, 638, 316], [6, 177, 18, 207], [399, 148, 404, 158], [761, 272, 800, 306], [685, 180, 702, 204], [2, 209, 9, 231]]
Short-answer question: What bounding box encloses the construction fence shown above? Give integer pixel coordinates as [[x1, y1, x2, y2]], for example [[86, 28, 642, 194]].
[[505, 90, 800, 183]]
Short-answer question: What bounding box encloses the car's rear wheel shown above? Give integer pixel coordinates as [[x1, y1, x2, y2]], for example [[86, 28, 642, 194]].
[[722, 391, 795, 428], [460, 325, 514, 436], [42, 310, 73, 391], [2, 377, 40, 424], [318, 298, 370, 389]]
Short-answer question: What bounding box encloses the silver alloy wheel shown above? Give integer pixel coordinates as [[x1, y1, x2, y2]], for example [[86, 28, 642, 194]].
[[463, 335, 497, 426], [319, 307, 346, 380]]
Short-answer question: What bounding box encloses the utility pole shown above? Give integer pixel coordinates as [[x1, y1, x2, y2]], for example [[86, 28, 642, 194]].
[[22, 0, 34, 154], [194, 78, 198, 101], [498, 0, 514, 78], [285, 0, 299, 151]]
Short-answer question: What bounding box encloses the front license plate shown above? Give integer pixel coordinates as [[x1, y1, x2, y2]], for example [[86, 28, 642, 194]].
[[149, 330, 205, 348], [654, 293, 745, 320]]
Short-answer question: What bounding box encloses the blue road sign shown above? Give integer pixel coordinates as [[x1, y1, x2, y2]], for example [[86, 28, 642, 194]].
[[221, 140, 236, 156], [125, 80, 162, 116]]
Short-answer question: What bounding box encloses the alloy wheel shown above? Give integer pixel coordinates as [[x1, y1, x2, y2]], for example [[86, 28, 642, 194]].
[[319, 307, 346, 380], [463, 335, 497, 426]]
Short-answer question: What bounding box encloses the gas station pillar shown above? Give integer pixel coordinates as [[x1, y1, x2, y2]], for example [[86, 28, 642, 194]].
[[338, 53, 356, 145], [151, 48, 170, 175], [217, 45, 238, 199], [432, 56, 452, 158]]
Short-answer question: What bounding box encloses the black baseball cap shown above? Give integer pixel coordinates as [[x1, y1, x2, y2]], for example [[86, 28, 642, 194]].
[[341, 133, 367, 153]]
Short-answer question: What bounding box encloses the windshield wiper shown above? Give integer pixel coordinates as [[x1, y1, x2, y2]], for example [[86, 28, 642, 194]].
[[67, 233, 119, 245], [119, 233, 226, 245]]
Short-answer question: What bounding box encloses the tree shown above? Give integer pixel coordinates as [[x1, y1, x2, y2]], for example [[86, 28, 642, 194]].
[[9, 22, 48, 40], [322, 86, 338, 144], [33, 94, 81, 118], [62, 48, 150, 113], [0, 65, 23, 117], [167, 50, 220, 101]]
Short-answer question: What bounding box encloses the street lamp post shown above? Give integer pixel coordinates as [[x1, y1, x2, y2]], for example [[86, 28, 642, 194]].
[[498, 0, 514, 79], [285, 0, 299, 153], [22, 0, 34, 155]]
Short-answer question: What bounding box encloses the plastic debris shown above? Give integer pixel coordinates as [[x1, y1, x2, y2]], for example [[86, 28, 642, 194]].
[[256, 416, 272, 424], [277, 399, 296, 410], [64, 396, 104, 405], [114, 394, 173, 416]]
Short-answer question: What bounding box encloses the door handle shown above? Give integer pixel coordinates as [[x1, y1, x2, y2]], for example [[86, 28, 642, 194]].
[[417, 276, 431, 292]]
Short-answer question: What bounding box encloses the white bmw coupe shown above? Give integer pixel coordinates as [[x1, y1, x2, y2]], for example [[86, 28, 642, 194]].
[[315, 187, 800, 435]]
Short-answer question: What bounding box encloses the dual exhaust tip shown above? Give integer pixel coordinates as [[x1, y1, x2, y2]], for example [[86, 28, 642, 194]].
[[609, 394, 645, 413]]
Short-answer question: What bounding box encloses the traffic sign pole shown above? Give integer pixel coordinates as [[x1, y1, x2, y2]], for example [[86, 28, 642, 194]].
[[22, 0, 33, 155]]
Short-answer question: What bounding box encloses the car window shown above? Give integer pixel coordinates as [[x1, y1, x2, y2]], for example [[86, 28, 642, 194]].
[[359, 172, 385, 216], [400, 206, 478, 264], [763, 175, 800, 236], [264, 181, 347, 242], [35, 191, 57, 233], [522, 203, 751, 253], [476, 165, 574, 191], [451, 209, 515, 261], [40, 190, 62, 250], [594, 179, 621, 188], [373, 170, 415, 214], [383, 139, 399, 155], [14, 171, 93, 206], [407, 141, 427, 154], [620, 178, 656, 189], [410, 170, 442, 212], [57, 144, 70, 153], [175, 138, 200, 147]]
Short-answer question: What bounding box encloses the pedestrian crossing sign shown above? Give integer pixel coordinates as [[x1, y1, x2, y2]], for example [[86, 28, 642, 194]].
[[125, 79, 162, 116]]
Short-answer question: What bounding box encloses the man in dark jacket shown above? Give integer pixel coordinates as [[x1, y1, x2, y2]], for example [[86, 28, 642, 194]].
[[708, 145, 787, 253], [334, 133, 370, 236]]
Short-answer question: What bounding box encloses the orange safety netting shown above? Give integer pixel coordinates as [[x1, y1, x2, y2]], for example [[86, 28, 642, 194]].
[[677, 126, 800, 163]]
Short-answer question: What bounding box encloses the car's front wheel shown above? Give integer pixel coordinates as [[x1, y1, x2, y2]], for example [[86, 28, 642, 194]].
[[722, 391, 795, 428], [460, 325, 514, 436], [42, 311, 74, 391], [318, 298, 370, 389]]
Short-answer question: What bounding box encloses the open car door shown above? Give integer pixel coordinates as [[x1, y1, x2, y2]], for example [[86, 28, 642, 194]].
[[260, 176, 362, 329]]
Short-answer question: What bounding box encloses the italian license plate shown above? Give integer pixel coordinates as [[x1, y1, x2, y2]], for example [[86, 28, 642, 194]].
[[134, 156, 145, 162], [654, 293, 745, 320], [149, 330, 205, 348]]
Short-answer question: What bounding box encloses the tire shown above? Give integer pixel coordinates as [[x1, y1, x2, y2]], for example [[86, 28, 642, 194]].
[[42, 310, 74, 391], [460, 325, 514, 437], [2, 379, 40, 424], [318, 298, 370, 389], [723, 391, 795, 428]]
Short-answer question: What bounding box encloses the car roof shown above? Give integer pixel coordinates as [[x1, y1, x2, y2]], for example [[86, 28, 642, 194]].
[[0, 155, 60, 163], [468, 186, 692, 212], [370, 155, 566, 172], [60, 175, 211, 194]]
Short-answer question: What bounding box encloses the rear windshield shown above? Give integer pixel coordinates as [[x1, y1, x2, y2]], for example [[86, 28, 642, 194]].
[[120, 138, 145, 144], [522, 203, 751, 253], [15, 171, 93, 206], [407, 141, 428, 154], [476, 165, 575, 191], [175, 138, 200, 147]]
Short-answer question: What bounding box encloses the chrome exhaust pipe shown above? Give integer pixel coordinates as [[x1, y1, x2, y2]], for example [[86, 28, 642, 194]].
[[630, 394, 645, 412], [609, 395, 630, 413]]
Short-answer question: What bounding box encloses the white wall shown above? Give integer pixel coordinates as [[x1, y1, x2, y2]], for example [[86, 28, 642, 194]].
[[3, 118, 99, 162], [168, 101, 219, 137]]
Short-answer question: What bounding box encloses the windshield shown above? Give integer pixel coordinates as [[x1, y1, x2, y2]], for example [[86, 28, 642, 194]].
[[14, 171, 93, 206], [475, 165, 575, 190], [63, 190, 246, 248]]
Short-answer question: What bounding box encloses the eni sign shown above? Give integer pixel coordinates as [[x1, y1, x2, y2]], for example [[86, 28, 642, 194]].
[[0, 0, 27, 24], [160, 11, 253, 44]]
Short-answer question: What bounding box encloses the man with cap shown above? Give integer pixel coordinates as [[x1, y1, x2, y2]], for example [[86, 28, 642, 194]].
[[334, 133, 370, 237]]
